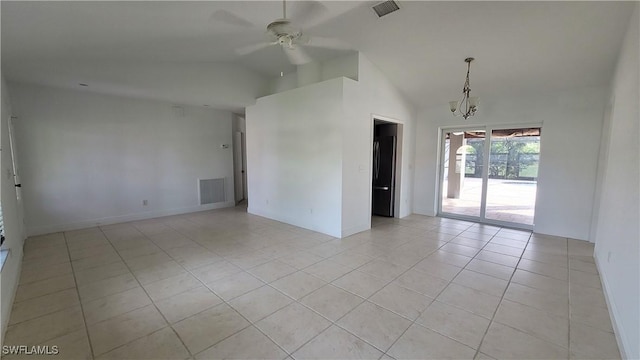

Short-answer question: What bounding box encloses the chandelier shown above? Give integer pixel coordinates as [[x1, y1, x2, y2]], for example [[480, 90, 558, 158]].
[[449, 57, 479, 120]]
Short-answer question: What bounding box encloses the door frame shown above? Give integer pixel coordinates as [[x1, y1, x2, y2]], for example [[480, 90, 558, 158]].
[[436, 122, 542, 230], [436, 125, 488, 222], [370, 114, 404, 219]]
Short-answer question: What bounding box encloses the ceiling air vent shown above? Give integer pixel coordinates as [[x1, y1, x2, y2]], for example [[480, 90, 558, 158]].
[[372, 0, 399, 18]]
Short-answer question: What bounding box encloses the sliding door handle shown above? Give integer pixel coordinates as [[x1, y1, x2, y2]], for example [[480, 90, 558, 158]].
[[373, 186, 389, 190]]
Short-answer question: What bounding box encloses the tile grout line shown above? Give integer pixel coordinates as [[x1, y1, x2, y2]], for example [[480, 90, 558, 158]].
[[9, 279, 76, 308], [567, 237, 573, 358], [282, 222, 484, 357], [162, 222, 326, 359], [7, 238, 108, 326], [10, 216, 381, 353], [107, 221, 277, 357], [191, 221, 470, 357], [380, 223, 501, 358], [471, 230, 534, 359], [133, 221, 294, 359], [189, 237, 378, 357], [5, 242, 87, 348], [94, 225, 197, 359], [138, 213, 339, 359], [18, 213, 592, 360], [475, 237, 584, 357], [61, 231, 97, 360]]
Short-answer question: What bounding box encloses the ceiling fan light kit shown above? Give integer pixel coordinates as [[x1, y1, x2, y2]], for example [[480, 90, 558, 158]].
[[449, 57, 479, 120]]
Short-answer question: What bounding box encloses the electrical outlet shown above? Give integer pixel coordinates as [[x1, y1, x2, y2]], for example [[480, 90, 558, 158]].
[[607, 251, 612, 263], [310, 208, 313, 214], [143, 200, 148, 206], [266, 199, 269, 205]]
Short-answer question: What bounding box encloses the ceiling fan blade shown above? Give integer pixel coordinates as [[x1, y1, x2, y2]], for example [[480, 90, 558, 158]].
[[236, 42, 274, 56], [283, 46, 312, 65], [291, 1, 328, 27], [303, 36, 352, 50], [209, 9, 254, 28]]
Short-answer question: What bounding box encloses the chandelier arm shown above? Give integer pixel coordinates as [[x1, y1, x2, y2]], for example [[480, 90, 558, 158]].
[[462, 93, 469, 116], [454, 93, 465, 116]]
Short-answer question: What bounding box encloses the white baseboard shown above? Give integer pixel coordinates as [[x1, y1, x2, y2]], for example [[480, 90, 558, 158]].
[[594, 253, 630, 359], [27, 201, 235, 236]]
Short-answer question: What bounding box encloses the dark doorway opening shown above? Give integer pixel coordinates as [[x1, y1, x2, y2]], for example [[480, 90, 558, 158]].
[[372, 121, 398, 217]]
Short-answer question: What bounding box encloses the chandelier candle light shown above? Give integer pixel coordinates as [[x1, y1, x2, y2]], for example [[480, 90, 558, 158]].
[[449, 57, 479, 120]]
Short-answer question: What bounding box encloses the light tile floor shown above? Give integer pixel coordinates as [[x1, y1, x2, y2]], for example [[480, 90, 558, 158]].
[[4, 206, 620, 359]]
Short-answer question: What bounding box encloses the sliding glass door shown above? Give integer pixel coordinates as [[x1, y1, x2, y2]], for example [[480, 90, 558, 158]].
[[440, 129, 485, 218], [438, 126, 541, 229]]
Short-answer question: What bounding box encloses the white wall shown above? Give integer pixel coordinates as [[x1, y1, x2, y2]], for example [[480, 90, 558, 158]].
[[413, 86, 607, 240], [6, 60, 269, 113], [341, 54, 416, 236], [592, 5, 639, 359], [269, 53, 359, 95], [270, 72, 299, 95], [322, 54, 359, 84], [246, 79, 344, 237], [9, 83, 235, 235], [0, 75, 26, 345]]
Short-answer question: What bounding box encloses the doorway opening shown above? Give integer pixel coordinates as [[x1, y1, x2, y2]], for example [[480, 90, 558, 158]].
[[233, 114, 248, 205], [372, 120, 400, 218], [439, 126, 541, 229]]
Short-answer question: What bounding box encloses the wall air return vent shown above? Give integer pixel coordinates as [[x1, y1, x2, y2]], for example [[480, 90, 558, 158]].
[[199, 178, 225, 205], [372, 0, 400, 17]]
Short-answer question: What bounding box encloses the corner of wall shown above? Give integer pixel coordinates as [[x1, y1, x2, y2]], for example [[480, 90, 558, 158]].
[[591, 4, 639, 359], [594, 252, 632, 360], [0, 74, 25, 347]]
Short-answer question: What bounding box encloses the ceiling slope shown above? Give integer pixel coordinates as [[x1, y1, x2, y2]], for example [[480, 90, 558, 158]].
[[1, 1, 635, 110]]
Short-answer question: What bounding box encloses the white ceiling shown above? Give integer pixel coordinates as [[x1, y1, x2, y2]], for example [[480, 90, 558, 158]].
[[1, 1, 635, 112]]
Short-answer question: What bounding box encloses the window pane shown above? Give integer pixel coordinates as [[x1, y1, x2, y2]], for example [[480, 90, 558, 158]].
[[485, 128, 540, 225], [441, 130, 485, 218]]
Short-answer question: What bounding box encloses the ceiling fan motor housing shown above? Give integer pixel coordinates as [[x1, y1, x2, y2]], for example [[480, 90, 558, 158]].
[[277, 35, 293, 47], [267, 19, 302, 43]]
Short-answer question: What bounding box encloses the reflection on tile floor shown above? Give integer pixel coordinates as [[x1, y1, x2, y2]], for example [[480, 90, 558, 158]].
[[4, 206, 619, 359]]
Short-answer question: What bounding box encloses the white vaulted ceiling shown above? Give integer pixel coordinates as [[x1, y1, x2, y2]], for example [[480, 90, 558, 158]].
[[1, 1, 635, 111]]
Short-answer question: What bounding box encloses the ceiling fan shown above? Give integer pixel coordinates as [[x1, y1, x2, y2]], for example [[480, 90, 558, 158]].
[[214, 0, 351, 65]]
